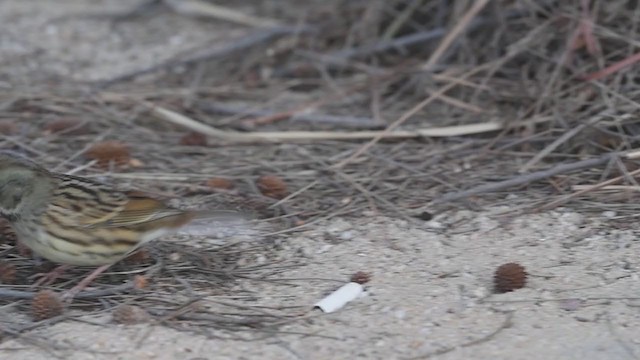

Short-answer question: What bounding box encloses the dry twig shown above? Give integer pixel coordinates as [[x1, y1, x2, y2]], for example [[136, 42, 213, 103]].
[[147, 100, 550, 142], [433, 152, 628, 204], [165, 0, 281, 27]]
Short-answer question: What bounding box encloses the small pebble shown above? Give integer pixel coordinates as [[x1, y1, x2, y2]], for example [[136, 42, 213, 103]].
[[339, 231, 355, 241], [559, 299, 583, 311], [425, 220, 444, 229]]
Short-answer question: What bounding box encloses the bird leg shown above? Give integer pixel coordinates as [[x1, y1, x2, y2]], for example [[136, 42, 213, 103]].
[[31, 264, 71, 287], [61, 264, 112, 302]]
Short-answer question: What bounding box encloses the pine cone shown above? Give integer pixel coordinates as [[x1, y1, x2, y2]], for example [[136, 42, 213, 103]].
[[350, 271, 372, 284], [85, 141, 130, 168], [31, 290, 64, 321], [0, 261, 16, 284], [256, 175, 288, 199], [494, 263, 527, 293]]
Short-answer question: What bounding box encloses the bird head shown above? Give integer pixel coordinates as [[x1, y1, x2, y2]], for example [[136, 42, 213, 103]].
[[0, 152, 53, 217]]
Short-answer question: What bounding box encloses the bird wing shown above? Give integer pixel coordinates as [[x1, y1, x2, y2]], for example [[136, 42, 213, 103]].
[[94, 195, 187, 227], [50, 175, 184, 228]]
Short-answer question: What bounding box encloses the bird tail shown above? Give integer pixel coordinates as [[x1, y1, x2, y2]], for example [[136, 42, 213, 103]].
[[191, 209, 248, 221], [178, 209, 263, 240]]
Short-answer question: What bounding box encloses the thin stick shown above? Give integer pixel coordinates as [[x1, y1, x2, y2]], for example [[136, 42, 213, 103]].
[[331, 84, 458, 168], [145, 101, 240, 139], [425, 88, 486, 113], [52, 131, 110, 172], [0, 281, 135, 299], [165, 0, 281, 28], [236, 71, 400, 128], [583, 51, 640, 81], [323, 5, 531, 63], [433, 153, 620, 204], [535, 167, 640, 211], [422, 0, 491, 70], [332, 62, 497, 169], [381, 0, 425, 40], [200, 102, 385, 129], [146, 101, 551, 142], [327, 29, 446, 61], [571, 185, 640, 191], [518, 117, 601, 173]]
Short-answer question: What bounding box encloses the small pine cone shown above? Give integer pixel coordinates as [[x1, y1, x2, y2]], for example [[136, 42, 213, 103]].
[[0, 261, 16, 284], [350, 271, 372, 284], [133, 275, 148, 289], [205, 177, 234, 190], [112, 305, 151, 324], [123, 248, 151, 265], [494, 263, 527, 293], [31, 290, 64, 321], [256, 175, 288, 199], [84, 141, 130, 169], [179, 132, 207, 146]]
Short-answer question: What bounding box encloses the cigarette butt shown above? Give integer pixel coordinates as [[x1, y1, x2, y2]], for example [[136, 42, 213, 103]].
[[314, 282, 364, 313]]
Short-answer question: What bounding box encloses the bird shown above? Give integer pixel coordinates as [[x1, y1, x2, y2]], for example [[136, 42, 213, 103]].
[[0, 151, 239, 300]]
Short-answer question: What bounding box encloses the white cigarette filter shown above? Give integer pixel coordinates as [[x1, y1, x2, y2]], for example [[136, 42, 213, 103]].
[[314, 282, 364, 313]]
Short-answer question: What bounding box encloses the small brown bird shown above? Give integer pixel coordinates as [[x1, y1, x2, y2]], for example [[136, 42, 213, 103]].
[[0, 152, 238, 299]]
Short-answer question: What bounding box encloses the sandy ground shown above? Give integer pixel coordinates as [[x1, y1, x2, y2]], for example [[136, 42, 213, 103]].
[[1, 1, 640, 359], [0, 0, 243, 82], [2, 209, 640, 359]]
